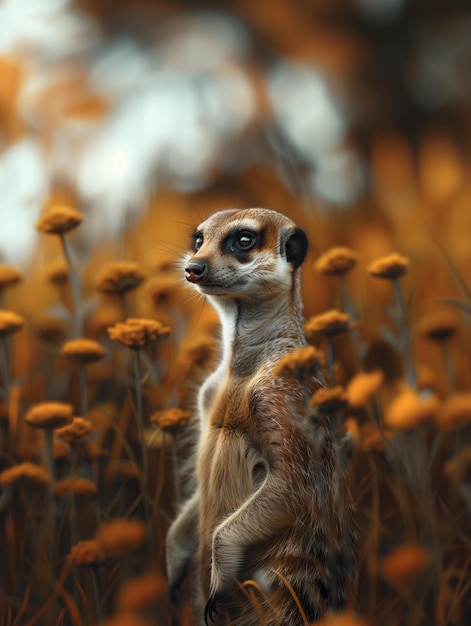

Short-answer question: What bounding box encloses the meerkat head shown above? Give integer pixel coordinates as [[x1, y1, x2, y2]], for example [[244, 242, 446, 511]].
[[184, 208, 308, 301]]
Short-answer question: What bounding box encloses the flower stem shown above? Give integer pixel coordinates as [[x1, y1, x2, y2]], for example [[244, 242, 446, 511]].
[[132, 350, 150, 524], [44, 429, 55, 559], [0, 335, 11, 453], [392, 278, 417, 387], [340, 275, 362, 370], [44, 429, 55, 483], [78, 363, 88, 419], [70, 446, 78, 545], [120, 292, 130, 320], [60, 234, 82, 338], [0, 335, 11, 402], [325, 337, 335, 384]]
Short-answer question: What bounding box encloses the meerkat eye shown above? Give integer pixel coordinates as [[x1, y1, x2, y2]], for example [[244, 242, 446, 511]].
[[235, 232, 256, 250], [193, 234, 203, 251]]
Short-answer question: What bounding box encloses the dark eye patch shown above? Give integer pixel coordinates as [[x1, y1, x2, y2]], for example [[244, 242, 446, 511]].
[[222, 228, 265, 262]]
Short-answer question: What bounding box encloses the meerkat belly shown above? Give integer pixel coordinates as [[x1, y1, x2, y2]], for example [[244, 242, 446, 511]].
[[199, 428, 255, 540]]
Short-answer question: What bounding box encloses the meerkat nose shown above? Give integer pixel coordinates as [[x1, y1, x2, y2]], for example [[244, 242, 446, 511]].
[[185, 261, 209, 283]]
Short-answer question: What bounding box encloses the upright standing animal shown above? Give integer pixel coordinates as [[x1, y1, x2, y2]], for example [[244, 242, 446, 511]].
[[166, 208, 355, 625]]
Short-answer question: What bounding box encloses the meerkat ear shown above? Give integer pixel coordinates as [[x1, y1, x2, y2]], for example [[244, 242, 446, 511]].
[[285, 226, 309, 269]]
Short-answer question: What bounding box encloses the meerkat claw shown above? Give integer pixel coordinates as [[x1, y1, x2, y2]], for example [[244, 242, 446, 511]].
[[204, 592, 221, 624]]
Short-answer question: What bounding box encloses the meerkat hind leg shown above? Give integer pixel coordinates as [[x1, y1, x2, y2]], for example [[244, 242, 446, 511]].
[[166, 490, 200, 604]]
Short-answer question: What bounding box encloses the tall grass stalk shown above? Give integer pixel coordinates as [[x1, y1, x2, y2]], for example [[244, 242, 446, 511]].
[[325, 337, 335, 383], [90, 565, 103, 625], [440, 341, 455, 395]]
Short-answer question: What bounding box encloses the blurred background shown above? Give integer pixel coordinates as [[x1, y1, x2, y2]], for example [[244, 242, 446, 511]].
[[1, 0, 470, 269]]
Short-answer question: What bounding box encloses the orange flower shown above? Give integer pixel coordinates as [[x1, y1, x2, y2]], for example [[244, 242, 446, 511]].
[[150, 407, 192, 433], [444, 447, 471, 486], [108, 318, 170, 350], [0, 310, 24, 336], [343, 417, 361, 453], [274, 346, 325, 379], [43, 258, 69, 285], [53, 476, 97, 497], [310, 386, 348, 414], [346, 370, 383, 408], [381, 544, 431, 590], [96, 261, 146, 294], [116, 572, 166, 611], [55, 417, 92, 444], [36, 206, 83, 235], [36, 316, 66, 344], [384, 388, 439, 430], [103, 614, 154, 626], [416, 365, 440, 393], [53, 437, 71, 460], [68, 540, 106, 567], [318, 610, 369, 626], [416, 310, 459, 342], [0, 265, 22, 290], [60, 338, 106, 363], [64, 94, 108, 120], [360, 423, 393, 452], [95, 519, 147, 557], [367, 253, 410, 280], [146, 276, 180, 307], [304, 310, 350, 338], [0, 462, 50, 488], [314, 246, 359, 276], [25, 402, 74, 430], [433, 393, 471, 431]]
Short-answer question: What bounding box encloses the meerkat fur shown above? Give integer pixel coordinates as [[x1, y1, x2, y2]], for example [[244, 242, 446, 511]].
[[166, 207, 356, 625]]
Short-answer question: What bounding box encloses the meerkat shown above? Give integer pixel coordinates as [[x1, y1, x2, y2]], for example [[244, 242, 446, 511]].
[[166, 207, 356, 625]]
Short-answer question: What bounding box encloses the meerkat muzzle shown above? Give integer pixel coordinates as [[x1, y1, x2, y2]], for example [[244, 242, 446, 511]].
[[185, 260, 208, 283]]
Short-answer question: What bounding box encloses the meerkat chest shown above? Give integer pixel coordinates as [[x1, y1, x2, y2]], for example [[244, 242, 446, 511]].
[[197, 377, 268, 513], [203, 370, 279, 436]]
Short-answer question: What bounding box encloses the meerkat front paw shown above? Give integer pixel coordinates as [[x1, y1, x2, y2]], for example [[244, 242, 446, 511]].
[[204, 524, 241, 621], [205, 564, 229, 621], [210, 525, 241, 593]]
